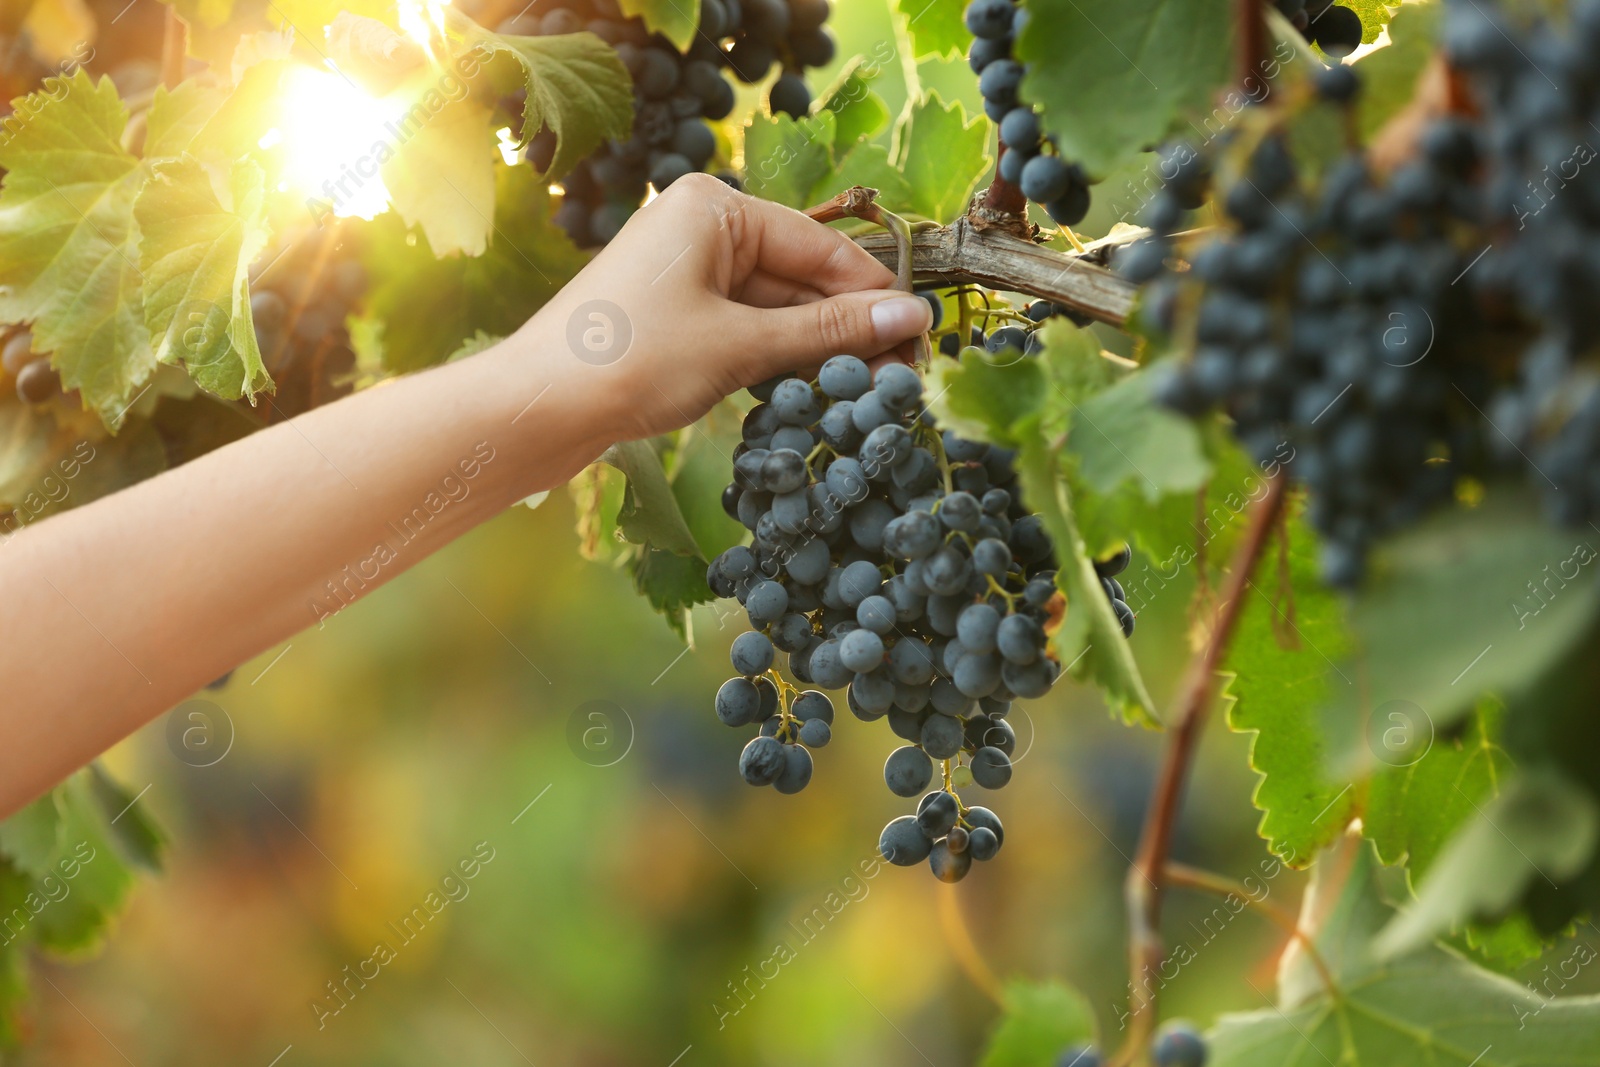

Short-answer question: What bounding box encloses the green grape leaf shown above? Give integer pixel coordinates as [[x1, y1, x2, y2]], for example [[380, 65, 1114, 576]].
[[896, 92, 991, 223], [1213, 857, 1600, 1065], [603, 439, 705, 559], [157, 0, 233, 29], [810, 143, 914, 215], [1366, 698, 1513, 882], [30, 771, 140, 954], [818, 60, 892, 151], [1066, 370, 1210, 500], [979, 979, 1095, 1067], [1354, 2, 1442, 140], [923, 345, 1053, 452], [360, 166, 587, 372], [631, 546, 715, 643], [1375, 769, 1600, 959], [1343, 490, 1600, 738], [144, 81, 226, 160], [0, 70, 154, 428], [896, 0, 969, 61], [619, 0, 701, 51], [480, 29, 635, 182], [189, 58, 295, 162], [1223, 504, 1358, 865], [667, 425, 745, 562], [1017, 0, 1233, 179], [380, 96, 497, 258], [86, 764, 164, 873], [1337, 0, 1398, 45], [0, 791, 63, 879], [135, 156, 273, 401], [743, 110, 838, 209]]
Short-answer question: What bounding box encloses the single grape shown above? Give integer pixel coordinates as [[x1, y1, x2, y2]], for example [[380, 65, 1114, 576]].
[[929, 839, 972, 882], [874, 363, 923, 411], [1152, 1021, 1208, 1067], [917, 791, 960, 837], [798, 717, 831, 748], [946, 825, 970, 853], [819, 354, 872, 400], [970, 746, 1013, 789], [880, 815, 934, 865], [760, 448, 809, 494], [768, 72, 811, 118], [739, 735, 786, 786], [968, 825, 1001, 861], [920, 714, 964, 759], [957, 603, 1002, 653], [792, 689, 835, 723], [715, 677, 762, 727], [964, 0, 1016, 40], [730, 630, 775, 676], [856, 595, 897, 634], [840, 628, 886, 672], [885, 745, 934, 797], [1094, 544, 1132, 577]]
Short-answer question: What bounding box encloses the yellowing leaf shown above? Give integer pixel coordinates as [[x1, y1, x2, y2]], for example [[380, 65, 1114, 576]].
[[480, 29, 635, 182], [135, 156, 273, 400], [0, 70, 153, 428], [381, 96, 496, 258], [619, 0, 701, 51]]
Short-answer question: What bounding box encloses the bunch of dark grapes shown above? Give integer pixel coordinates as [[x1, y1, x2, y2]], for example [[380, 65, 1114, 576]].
[[705, 345, 1133, 880], [1056, 1019, 1208, 1067], [1441, 0, 1600, 526], [512, 0, 834, 248], [1, 327, 62, 405], [1273, 1, 1363, 58], [964, 0, 1093, 229], [248, 234, 365, 421], [1121, 63, 1487, 587]]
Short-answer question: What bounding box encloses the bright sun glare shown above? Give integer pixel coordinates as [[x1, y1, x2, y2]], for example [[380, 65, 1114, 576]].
[[265, 1, 453, 220], [270, 67, 403, 220]]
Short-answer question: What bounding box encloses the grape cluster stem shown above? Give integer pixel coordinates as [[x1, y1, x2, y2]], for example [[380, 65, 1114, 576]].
[[1114, 474, 1286, 1066]]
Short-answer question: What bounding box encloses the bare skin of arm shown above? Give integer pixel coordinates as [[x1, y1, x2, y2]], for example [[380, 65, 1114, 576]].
[[0, 174, 933, 817]]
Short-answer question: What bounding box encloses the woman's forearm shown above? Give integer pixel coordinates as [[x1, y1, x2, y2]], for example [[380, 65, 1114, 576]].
[[0, 330, 609, 814], [0, 174, 931, 818]]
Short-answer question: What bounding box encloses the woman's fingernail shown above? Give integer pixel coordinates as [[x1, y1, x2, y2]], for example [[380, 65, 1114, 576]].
[[871, 296, 932, 343]]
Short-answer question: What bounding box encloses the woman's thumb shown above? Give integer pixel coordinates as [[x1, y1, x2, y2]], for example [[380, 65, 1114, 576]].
[[753, 290, 932, 368]]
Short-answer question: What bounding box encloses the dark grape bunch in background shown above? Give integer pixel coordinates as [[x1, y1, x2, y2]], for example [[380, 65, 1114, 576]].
[[703, 338, 1134, 881], [510, 0, 834, 248], [248, 231, 366, 421], [1444, 0, 1600, 528], [965, 0, 1093, 228], [1123, 0, 1600, 586], [1, 327, 62, 406], [1121, 61, 1483, 588], [1273, 0, 1363, 58], [1055, 1019, 1210, 1067]]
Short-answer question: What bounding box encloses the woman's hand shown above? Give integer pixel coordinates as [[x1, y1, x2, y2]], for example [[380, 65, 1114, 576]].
[[518, 173, 934, 442]]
